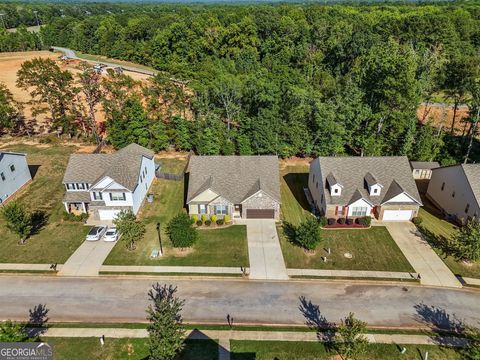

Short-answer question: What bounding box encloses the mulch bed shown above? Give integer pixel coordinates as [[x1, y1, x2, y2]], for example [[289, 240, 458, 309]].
[[323, 223, 368, 229]]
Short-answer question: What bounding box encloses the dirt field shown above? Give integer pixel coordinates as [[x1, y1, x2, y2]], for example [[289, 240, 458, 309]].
[[417, 103, 470, 135]]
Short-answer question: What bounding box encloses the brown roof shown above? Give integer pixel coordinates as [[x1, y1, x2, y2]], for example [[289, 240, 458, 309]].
[[63, 143, 154, 191], [313, 156, 422, 206], [410, 161, 440, 170], [186, 155, 281, 204]]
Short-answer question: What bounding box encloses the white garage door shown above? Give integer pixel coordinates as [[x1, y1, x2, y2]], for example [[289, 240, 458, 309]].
[[383, 210, 413, 221], [98, 209, 121, 220]]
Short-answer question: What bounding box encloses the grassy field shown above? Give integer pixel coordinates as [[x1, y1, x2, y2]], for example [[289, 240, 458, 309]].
[[0, 144, 89, 263], [45, 337, 218, 360], [104, 157, 249, 267], [280, 164, 312, 225], [279, 226, 414, 272], [418, 207, 480, 279], [230, 340, 463, 360]]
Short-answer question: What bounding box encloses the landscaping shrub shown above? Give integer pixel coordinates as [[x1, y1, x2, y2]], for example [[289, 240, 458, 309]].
[[359, 216, 372, 227], [196, 220, 203, 226], [205, 220, 211, 226], [216, 219, 224, 226], [328, 218, 336, 225], [167, 213, 198, 248], [319, 216, 327, 227], [191, 214, 198, 223], [412, 217, 423, 226], [201, 214, 207, 223], [223, 215, 230, 223], [284, 218, 322, 251], [346, 218, 354, 225], [62, 211, 88, 222], [338, 218, 346, 225], [210, 214, 217, 223]]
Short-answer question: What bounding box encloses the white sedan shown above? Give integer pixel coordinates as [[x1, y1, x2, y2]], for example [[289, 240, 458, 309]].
[[103, 227, 119, 242], [86, 226, 107, 241]]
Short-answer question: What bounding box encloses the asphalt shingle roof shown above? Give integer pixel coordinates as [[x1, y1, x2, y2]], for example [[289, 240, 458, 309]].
[[63, 143, 154, 191], [410, 161, 440, 170], [313, 156, 422, 206], [186, 155, 281, 204], [462, 164, 480, 203]]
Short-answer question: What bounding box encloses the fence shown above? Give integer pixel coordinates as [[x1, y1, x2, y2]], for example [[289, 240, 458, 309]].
[[155, 171, 184, 181]]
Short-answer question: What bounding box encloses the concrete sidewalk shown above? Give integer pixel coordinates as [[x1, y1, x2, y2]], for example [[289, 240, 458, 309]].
[[58, 241, 116, 277], [239, 220, 288, 280], [0, 264, 62, 272], [42, 327, 468, 347], [100, 265, 248, 275], [288, 268, 418, 280], [385, 222, 462, 288]]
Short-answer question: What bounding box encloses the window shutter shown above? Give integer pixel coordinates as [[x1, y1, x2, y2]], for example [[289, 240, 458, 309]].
[[109, 193, 113, 201], [335, 206, 338, 215]]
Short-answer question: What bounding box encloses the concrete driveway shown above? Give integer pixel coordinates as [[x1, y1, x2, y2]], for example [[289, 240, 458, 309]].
[[239, 220, 289, 280], [385, 222, 462, 288], [58, 240, 116, 277]]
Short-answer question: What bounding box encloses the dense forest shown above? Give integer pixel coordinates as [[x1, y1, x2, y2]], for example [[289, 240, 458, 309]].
[[1, 2, 480, 163]]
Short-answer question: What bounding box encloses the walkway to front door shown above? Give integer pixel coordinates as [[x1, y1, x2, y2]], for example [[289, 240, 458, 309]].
[[237, 219, 289, 280]]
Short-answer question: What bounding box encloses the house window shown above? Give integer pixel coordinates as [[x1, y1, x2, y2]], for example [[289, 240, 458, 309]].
[[465, 204, 470, 214], [76, 183, 86, 190], [321, 194, 324, 203], [145, 166, 147, 174], [452, 191, 455, 198], [316, 182, 318, 189], [0, 172, 5, 181], [9, 164, 15, 172], [337, 206, 344, 216], [312, 174, 315, 182], [110, 192, 126, 201], [415, 170, 420, 174], [334, 188, 339, 194], [93, 192, 103, 201], [198, 204, 207, 214], [352, 207, 368, 217], [215, 205, 228, 215], [373, 188, 378, 194], [66, 183, 74, 190], [441, 182, 445, 191]]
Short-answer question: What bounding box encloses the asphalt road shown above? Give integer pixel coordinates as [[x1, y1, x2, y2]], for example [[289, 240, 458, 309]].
[[0, 276, 479, 329]]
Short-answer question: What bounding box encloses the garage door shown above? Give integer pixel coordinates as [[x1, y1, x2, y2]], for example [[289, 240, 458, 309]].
[[382, 210, 413, 221], [98, 209, 121, 220], [246, 209, 275, 219]]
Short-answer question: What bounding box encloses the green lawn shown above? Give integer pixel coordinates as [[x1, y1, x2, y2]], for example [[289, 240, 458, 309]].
[[230, 340, 462, 360], [279, 226, 414, 272], [0, 144, 89, 263], [45, 337, 218, 360], [104, 159, 249, 267], [280, 164, 313, 225], [418, 207, 480, 279]]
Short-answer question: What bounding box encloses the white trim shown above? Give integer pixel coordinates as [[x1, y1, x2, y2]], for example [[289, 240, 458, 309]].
[[381, 191, 421, 205], [241, 189, 279, 204]]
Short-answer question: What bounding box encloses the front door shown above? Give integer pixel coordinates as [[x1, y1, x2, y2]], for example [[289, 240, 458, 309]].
[[234, 204, 242, 218]]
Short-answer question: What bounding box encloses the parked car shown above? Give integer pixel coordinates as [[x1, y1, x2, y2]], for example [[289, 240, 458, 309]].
[[103, 227, 119, 242], [85, 226, 107, 241]]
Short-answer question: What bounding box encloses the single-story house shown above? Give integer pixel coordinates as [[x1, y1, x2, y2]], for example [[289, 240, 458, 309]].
[[410, 161, 440, 180], [309, 156, 422, 221], [62, 143, 156, 221], [426, 164, 480, 224], [0, 151, 32, 204], [186, 155, 281, 220]]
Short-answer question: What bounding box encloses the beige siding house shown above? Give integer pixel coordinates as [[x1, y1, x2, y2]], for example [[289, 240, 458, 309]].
[[426, 164, 480, 224], [186, 155, 281, 220], [309, 157, 422, 221]]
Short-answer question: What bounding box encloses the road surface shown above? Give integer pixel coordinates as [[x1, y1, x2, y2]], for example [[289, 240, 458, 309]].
[[0, 276, 479, 329]]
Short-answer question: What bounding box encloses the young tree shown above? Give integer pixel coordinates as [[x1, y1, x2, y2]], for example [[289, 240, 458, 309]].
[[451, 220, 480, 262], [295, 218, 322, 251], [0, 320, 28, 342], [113, 210, 146, 251], [335, 312, 368, 360], [167, 213, 198, 248], [147, 283, 185, 360], [463, 325, 480, 360], [1, 202, 32, 245]]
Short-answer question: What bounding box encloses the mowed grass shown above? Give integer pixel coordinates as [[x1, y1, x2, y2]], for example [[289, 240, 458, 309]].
[[0, 144, 89, 264], [45, 337, 219, 360], [280, 226, 414, 272], [418, 207, 480, 279], [104, 157, 249, 267], [280, 164, 313, 225], [230, 340, 462, 360]]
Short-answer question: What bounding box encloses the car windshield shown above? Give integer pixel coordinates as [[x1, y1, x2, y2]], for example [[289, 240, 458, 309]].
[[88, 227, 100, 235], [106, 231, 115, 236]]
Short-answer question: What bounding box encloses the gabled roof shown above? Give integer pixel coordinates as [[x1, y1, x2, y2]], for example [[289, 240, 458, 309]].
[[410, 161, 440, 170], [313, 156, 422, 206], [461, 164, 480, 204], [186, 155, 281, 204], [364, 172, 382, 187], [63, 143, 154, 191]]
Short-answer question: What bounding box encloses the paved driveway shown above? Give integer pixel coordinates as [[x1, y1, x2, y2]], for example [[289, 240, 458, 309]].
[[239, 220, 288, 280], [385, 222, 462, 288], [58, 240, 116, 277]]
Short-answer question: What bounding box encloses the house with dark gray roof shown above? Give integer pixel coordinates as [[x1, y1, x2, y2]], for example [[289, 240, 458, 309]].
[[309, 157, 422, 221], [0, 151, 32, 204], [186, 155, 281, 220], [410, 161, 440, 180], [426, 164, 480, 224], [62, 143, 156, 221]]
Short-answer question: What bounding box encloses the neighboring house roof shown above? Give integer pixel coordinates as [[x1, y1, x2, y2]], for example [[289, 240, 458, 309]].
[[186, 155, 281, 204], [0, 151, 27, 163], [313, 156, 422, 206], [461, 164, 480, 204], [410, 161, 440, 170], [63, 143, 154, 191]]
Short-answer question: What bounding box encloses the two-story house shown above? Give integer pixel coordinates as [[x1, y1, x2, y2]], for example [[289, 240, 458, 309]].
[[62, 143, 156, 221], [309, 156, 422, 221], [0, 151, 32, 204]]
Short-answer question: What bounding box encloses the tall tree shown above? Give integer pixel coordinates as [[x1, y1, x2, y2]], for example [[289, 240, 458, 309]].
[[113, 210, 146, 251], [335, 312, 368, 360], [0, 82, 20, 134]]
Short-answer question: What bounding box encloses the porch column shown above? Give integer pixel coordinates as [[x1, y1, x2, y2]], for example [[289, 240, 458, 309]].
[[82, 202, 87, 213], [63, 202, 69, 213]]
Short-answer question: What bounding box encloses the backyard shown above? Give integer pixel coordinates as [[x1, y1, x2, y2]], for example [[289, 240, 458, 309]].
[[0, 143, 89, 264], [104, 156, 249, 267], [279, 164, 413, 273]]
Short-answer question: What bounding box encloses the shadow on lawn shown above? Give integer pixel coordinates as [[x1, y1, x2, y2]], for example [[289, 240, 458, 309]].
[[28, 164, 41, 180], [283, 172, 310, 212]]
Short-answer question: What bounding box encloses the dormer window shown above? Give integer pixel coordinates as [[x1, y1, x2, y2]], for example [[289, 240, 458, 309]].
[[330, 184, 342, 196], [365, 172, 383, 196]]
